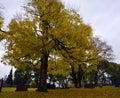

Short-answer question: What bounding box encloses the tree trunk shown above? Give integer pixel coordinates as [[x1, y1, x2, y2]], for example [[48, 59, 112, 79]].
[[77, 74, 82, 88], [70, 64, 78, 88], [77, 65, 84, 88], [72, 73, 78, 88], [37, 54, 49, 92], [94, 71, 98, 86], [74, 79, 78, 88]]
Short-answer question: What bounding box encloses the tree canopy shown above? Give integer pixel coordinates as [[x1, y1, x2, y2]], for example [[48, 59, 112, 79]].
[[0, 0, 114, 91]]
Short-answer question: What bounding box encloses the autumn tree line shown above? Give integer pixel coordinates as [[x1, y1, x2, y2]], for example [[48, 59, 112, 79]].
[[0, 0, 119, 92]]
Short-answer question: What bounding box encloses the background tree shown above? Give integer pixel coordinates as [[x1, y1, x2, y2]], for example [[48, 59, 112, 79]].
[[48, 56, 70, 88], [106, 62, 120, 86], [14, 64, 33, 85], [97, 60, 110, 85], [92, 37, 113, 86]]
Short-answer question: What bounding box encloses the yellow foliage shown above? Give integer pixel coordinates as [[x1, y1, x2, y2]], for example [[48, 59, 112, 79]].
[[1, 0, 102, 75]]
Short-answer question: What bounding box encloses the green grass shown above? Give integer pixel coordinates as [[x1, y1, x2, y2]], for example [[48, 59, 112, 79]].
[[0, 86, 120, 98]]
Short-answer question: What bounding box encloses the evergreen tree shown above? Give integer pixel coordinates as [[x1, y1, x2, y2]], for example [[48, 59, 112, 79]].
[[6, 69, 13, 86]]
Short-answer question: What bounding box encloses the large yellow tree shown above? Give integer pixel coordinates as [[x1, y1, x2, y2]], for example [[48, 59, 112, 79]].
[[1, 0, 94, 92]]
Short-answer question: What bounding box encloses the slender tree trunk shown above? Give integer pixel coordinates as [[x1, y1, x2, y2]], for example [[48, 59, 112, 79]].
[[0, 78, 3, 92], [94, 64, 100, 87], [74, 79, 78, 88], [77, 65, 84, 88], [72, 73, 78, 88], [77, 74, 83, 88], [37, 54, 49, 92], [70, 64, 78, 88], [94, 71, 98, 86]]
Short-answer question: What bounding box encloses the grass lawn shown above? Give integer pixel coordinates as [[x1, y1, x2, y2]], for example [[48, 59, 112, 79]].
[[0, 86, 120, 98]]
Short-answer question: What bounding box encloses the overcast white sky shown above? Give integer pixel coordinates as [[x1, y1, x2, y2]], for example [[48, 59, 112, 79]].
[[0, 0, 120, 78]]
